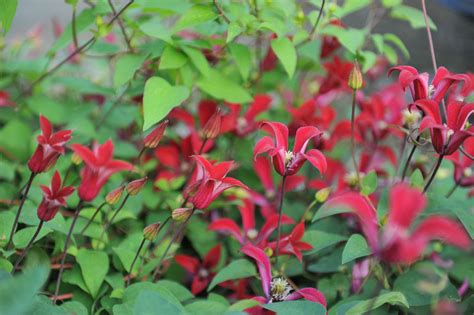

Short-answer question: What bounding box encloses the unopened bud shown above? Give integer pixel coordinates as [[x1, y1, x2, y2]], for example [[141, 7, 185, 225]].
[[71, 152, 82, 165], [201, 109, 221, 140], [348, 60, 363, 90], [316, 187, 331, 203], [172, 207, 192, 222], [127, 177, 147, 196], [143, 222, 161, 241], [106, 185, 125, 205], [264, 247, 273, 257], [144, 120, 168, 149]]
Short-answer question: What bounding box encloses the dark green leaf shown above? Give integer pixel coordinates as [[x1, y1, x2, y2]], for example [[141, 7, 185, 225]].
[[341, 234, 371, 264], [208, 259, 256, 291], [76, 249, 109, 297], [263, 301, 326, 315]]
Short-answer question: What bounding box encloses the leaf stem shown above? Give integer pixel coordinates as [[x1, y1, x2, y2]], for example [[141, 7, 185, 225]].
[[126, 237, 146, 287], [12, 220, 44, 273], [445, 182, 459, 198], [98, 193, 130, 244]]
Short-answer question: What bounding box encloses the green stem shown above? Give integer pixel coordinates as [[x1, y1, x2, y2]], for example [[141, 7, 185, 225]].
[[98, 193, 130, 244], [126, 238, 146, 287], [423, 154, 444, 194], [12, 220, 44, 273], [78, 201, 107, 236]]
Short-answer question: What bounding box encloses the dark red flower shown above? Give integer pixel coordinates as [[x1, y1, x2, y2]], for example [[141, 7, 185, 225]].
[[186, 156, 248, 209], [28, 115, 72, 174], [37, 171, 74, 221], [268, 222, 312, 261], [254, 122, 327, 176], [71, 140, 133, 201], [446, 137, 474, 187], [175, 244, 221, 295], [412, 99, 474, 155], [327, 183, 471, 264], [320, 19, 344, 59], [225, 95, 272, 136], [0, 91, 15, 107]]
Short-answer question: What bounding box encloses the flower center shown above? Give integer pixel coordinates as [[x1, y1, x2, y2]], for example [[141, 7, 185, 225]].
[[463, 168, 472, 177], [246, 228, 258, 240], [237, 117, 247, 130], [285, 151, 295, 167], [198, 268, 209, 279], [270, 277, 292, 302], [428, 84, 435, 98]]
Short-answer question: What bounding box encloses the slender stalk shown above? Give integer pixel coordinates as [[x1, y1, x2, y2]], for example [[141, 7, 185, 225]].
[[445, 182, 459, 198], [12, 220, 44, 273], [350, 90, 361, 186], [107, 0, 134, 52], [98, 193, 130, 244], [401, 136, 419, 180], [7, 172, 36, 250], [126, 238, 146, 287], [213, 0, 230, 24], [151, 208, 196, 281], [274, 175, 287, 265], [295, 0, 326, 47], [392, 134, 408, 183], [78, 201, 107, 236], [53, 200, 84, 304], [423, 154, 444, 193]]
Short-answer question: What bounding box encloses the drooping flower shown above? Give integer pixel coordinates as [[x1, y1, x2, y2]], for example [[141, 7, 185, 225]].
[[446, 137, 474, 187], [185, 156, 248, 210], [411, 99, 474, 155], [28, 115, 72, 174], [388, 65, 471, 102], [241, 243, 327, 307], [209, 198, 294, 246], [37, 171, 74, 221], [254, 121, 327, 176], [326, 183, 470, 264], [175, 244, 221, 295], [71, 140, 134, 201]]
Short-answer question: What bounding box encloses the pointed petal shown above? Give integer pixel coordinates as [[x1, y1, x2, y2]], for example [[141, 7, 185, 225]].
[[294, 126, 322, 153], [388, 184, 426, 230], [175, 254, 200, 273], [241, 244, 272, 299], [260, 121, 288, 150], [286, 288, 327, 307], [209, 219, 244, 243], [239, 199, 255, 232], [204, 244, 222, 268], [412, 216, 471, 249], [253, 136, 275, 159], [39, 115, 52, 138], [71, 144, 98, 167], [303, 149, 327, 174], [254, 156, 275, 194]]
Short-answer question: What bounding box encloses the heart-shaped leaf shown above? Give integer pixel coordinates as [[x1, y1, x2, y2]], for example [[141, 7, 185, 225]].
[[77, 249, 109, 298]]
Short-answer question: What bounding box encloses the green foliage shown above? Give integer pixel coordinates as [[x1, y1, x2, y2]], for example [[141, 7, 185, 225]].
[[271, 37, 297, 79], [208, 259, 257, 291], [341, 234, 371, 264], [0, 0, 18, 34], [263, 300, 326, 314], [77, 249, 110, 297]]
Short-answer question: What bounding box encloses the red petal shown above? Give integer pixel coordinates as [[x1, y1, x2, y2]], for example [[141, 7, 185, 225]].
[[286, 288, 327, 307], [209, 219, 244, 243], [388, 183, 426, 230], [260, 121, 288, 150], [253, 136, 275, 159], [254, 156, 275, 194], [303, 149, 327, 174], [51, 170, 61, 193], [98, 140, 114, 165], [412, 216, 470, 249], [39, 115, 52, 139], [294, 126, 321, 153], [204, 244, 222, 268], [175, 254, 200, 273], [241, 244, 272, 299], [71, 144, 98, 167], [239, 199, 255, 233]]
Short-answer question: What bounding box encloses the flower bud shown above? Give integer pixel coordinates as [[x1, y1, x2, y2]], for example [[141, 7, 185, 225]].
[[106, 185, 125, 205], [172, 208, 192, 222], [127, 177, 147, 196], [71, 152, 82, 165], [143, 222, 161, 241], [201, 109, 221, 140], [348, 60, 363, 90], [264, 247, 273, 257], [315, 187, 331, 203], [144, 120, 168, 149]]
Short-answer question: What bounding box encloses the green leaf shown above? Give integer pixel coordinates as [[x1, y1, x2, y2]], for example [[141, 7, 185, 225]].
[[332, 0, 371, 18], [114, 54, 147, 87], [312, 202, 354, 222], [343, 291, 409, 314], [381, 0, 402, 8], [341, 234, 371, 264], [174, 5, 217, 31], [229, 43, 252, 81], [302, 230, 347, 255], [0, 0, 18, 34], [197, 69, 252, 103], [13, 226, 52, 249], [0, 119, 32, 161], [372, 34, 384, 54], [159, 45, 188, 70], [156, 280, 194, 302], [185, 300, 228, 315], [361, 171, 377, 196], [263, 301, 326, 315], [410, 169, 424, 189], [321, 26, 365, 54], [142, 76, 190, 131], [76, 249, 109, 297], [0, 267, 49, 314], [182, 46, 210, 77], [271, 37, 297, 79], [134, 290, 186, 314], [208, 259, 257, 291], [227, 299, 261, 312], [226, 21, 243, 43], [390, 5, 437, 30], [451, 207, 474, 239], [384, 33, 410, 59], [139, 18, 173, 43]]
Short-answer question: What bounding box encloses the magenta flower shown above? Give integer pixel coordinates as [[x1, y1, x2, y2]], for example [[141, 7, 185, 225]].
[[28, 115, 72, 174], [254, 122, 327, 176], [327, 183, 471, 264], [37, 171, 74, 221], [71, 140, 133, 201]]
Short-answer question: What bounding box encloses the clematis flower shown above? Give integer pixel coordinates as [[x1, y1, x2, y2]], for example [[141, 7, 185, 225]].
[[185, 156, 248, 209], [326, 183, 471, 265], [209, 198, 294, 246], [254, 121, 327, 176], [267, 222, 312, 261], [224, 95, 272, 136], [28, 115, 73, 174], [175, 244, 221, 295], [71, 140, 134, 202], [241, 243, 326, 308], [388, 65, 471, 102], [446, 137, 474, 187], [0, 91, 15, 107], [37, 171, 74, 221], [411, 99, 474, 155], [320, 19, 344, 58]]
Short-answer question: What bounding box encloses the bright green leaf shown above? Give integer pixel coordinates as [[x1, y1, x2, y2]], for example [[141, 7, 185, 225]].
[[77, 249, 109, 297], [208, 259, 257, 291], [263, 300, 326, 315], [0, 0, 18, 34], [142, 76, 190, 131], [197, 69, 252, 103], [229, 43, 252, 81], [271, 37, 297, 79], [390, 5, 437, 30], [381, 0, 402, 8], [344, 291, 409, 314], [302, 230, 347, 255], [341, 234, 371, 264], [174, 5, 217, 31], [159, 45, 188, 70], [139, 18, 173, 43], [182, 46, 210, 77], [227, 21, 243, 43], [361, 171, 377, 196], [227, 299, 261, 312], [113, 54, 147, 87], [384, 33, 410, 59]]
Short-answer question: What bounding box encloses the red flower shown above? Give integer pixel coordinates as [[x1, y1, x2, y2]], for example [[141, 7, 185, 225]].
[[28, 115, 72, 174], [412, 99, 474, 155], [225, 95, 272, 136], [446, 137, 474, 187], [0, 91, 15, 107], [175, 244, 221, 295], [71, 140, 133, 201], [254, 121, 327, 176], [186, 156, 248, 209], [327, 183, 471, 265], [320, 19, 344, 58], [268, 222, 312, 261], [241, 243, 326, 306], [388, 65, 471, 102], [209, 198, 294, 246], [37, 171, 74, 221]]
